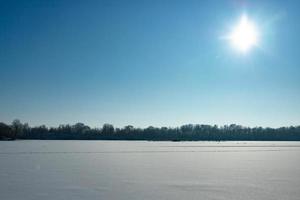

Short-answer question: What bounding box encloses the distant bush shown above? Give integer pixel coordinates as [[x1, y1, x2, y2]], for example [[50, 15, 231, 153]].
[[0, 122, 15, 140], [1, 120, 300, 141]]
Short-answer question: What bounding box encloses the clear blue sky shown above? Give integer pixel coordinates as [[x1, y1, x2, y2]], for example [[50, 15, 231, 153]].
[[1, 0, 300, 128]]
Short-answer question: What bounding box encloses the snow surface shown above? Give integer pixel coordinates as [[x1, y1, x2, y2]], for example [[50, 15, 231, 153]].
[[0, 140, 300, 200]]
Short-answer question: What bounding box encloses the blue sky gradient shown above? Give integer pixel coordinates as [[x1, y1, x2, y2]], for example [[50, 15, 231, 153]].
[[1, 0, 300, 127]]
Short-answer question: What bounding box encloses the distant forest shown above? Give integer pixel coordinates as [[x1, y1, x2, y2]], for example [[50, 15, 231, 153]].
[[1, 119, 300, 141]]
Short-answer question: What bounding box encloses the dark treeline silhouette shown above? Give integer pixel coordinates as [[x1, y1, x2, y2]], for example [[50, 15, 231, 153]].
[[1, 119, 300, 141]]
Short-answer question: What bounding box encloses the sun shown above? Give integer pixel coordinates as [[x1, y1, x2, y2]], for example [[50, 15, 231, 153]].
[[229, 15, 259, 52]]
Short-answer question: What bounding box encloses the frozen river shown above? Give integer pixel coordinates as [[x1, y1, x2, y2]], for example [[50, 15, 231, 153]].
[[0, 140, 300, 200]]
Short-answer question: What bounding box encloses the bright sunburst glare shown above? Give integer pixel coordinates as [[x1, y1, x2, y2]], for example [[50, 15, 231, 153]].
[[229, 14, 259, 52]]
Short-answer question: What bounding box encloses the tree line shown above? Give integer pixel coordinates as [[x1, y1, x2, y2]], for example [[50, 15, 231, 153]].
[[1, 119, 300, 141]]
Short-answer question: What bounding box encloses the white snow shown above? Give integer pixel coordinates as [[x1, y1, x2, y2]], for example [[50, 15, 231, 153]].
[[0, 140, 299, 200]]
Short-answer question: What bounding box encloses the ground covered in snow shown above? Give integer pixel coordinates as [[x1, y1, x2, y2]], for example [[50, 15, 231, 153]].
[[1, 140, 299, 200]]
